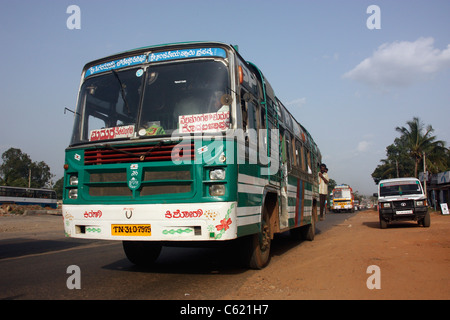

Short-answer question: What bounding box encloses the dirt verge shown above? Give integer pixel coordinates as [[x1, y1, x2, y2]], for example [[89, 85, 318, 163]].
[[224, 209, 450, 300]]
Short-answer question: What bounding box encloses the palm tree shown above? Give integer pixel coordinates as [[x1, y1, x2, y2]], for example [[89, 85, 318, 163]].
[[395, 117, 446, 177]]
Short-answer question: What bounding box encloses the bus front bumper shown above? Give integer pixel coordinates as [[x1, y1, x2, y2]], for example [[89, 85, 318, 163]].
[[62, 202, 238, 241]]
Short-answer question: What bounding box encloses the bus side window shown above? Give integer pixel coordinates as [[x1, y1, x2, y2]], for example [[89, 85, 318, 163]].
[[295, 139, 302, 168], [285, 133, 291, 170], [240, 94, 248, 131], [248, 102, 257, 131], [306, 149, 312, 174], [300, 143, 306, 172], [259, 104, 266, 129], [241, 91, 258, 132]]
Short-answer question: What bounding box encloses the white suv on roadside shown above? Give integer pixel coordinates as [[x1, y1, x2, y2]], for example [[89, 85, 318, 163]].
[[376, 177, 430, 229]]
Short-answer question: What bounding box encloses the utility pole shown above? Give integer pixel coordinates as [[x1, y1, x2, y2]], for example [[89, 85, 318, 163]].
[[423, 152, 427, 197], [28, 168, 31, 188], [396, 159, 399, 178]]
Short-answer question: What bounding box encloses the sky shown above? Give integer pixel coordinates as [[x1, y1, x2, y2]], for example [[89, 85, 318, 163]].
[[0, 0, 449, 195]]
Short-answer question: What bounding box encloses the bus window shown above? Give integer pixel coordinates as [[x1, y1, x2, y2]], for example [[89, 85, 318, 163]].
[[87, 115, 106, 136], [241, 94, 248, 131], [295, 140, 302, 168], [299, 141, 306, 171], [248, 101, 258, 131], [291, 137, 297, 168], [306, 149, 312, 173], [72, 60, 230, 144], [260, 105, 266, 129], [284, 132, 291, 170]]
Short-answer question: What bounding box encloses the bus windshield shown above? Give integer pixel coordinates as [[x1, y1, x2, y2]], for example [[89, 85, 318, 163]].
[[70, 60, 230, 145], [334, 189, 351, 199]]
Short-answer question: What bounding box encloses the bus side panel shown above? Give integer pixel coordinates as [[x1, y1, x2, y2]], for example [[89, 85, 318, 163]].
[[236, 164, 265, 237], [303, 181, 314, 225]]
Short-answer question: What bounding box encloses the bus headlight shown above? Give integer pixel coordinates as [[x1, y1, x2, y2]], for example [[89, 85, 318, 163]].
[[210, 168, 225, 180], [69, 175, 78, 186], [209, 184, 225, 196], [68, 189, 78, 199]]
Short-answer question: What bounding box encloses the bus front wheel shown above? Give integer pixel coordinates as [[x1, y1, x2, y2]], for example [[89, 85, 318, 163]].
[[122, 241, 162, 266], [248, 210, 271, 269]]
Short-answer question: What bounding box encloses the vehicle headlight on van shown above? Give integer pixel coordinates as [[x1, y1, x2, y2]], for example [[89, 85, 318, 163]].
[[381, 202, 391, 208], [209, 184, 225, 196], [210, 168, 225, 180], [416, 200, 426, 206]]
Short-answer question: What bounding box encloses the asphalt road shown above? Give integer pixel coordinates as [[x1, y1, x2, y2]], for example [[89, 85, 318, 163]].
[[0, 210, 356, 300]]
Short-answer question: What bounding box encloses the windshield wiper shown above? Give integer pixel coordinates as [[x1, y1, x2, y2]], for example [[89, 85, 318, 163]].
[[111, 69, 131, 115]]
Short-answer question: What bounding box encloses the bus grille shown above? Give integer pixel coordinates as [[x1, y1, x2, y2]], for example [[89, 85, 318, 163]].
[[87, 170, 192, 197], [84, 142, 194, 165]]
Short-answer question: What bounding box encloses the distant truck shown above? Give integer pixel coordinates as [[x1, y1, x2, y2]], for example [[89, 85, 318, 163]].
[[332, 185, 354, 213], [376, 177, 429, 229]]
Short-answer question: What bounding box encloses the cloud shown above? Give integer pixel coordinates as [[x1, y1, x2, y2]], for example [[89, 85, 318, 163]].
[[343, 37, 450, 87], [357, 140, 370, 152], [286, 98, 306, 109]]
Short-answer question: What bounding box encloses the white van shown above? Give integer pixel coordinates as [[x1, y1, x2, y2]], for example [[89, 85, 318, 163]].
[[376, 178, 430, 229]]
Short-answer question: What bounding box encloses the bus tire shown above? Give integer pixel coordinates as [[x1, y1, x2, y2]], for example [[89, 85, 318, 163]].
[[122, 241, 162, 266], [248, 209, 271, 269], [301, 216, 315, 241]]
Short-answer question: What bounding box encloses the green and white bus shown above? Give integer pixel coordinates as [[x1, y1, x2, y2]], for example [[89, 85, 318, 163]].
[[63, 41, 321, 269]]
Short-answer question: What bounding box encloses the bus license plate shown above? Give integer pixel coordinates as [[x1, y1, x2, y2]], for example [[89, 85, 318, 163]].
[[111, 224, 151, 236]]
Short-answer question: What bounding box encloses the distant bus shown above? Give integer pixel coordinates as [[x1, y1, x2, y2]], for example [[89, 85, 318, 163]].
[[62, 41, 322, 269], [0, 186, 57, 209], [332, 185, 354, 213]]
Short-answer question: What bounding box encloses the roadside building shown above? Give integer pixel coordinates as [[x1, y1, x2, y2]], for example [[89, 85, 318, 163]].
[[421, 171, 450, 212]]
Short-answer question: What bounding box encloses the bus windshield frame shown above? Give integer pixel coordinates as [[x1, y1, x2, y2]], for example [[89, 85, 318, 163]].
[[70, 58, 231, 146]]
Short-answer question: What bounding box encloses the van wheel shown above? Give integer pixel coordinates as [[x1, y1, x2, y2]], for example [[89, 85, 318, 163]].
[[379, 215, 388, 229], [422, 212, 431, 228], [122, 241, 162, 266]]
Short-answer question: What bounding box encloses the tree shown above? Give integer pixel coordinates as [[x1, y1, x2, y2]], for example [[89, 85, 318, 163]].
[[0, 148, 54, 188], [53, 177, 64, 199], [395, 117, 446, 177], [372, 117, 448, 184], [372, 138, 415, 183]]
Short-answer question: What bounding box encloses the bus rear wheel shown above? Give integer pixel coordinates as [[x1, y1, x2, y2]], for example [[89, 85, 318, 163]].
[[122, 241, 162, 266]]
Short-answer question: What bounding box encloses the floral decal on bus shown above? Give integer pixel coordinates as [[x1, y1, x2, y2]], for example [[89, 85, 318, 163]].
[[213, 203, 234, 240]]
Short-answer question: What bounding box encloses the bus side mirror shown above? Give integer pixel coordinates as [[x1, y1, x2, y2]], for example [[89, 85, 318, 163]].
[[373, 193, 378, 197]]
